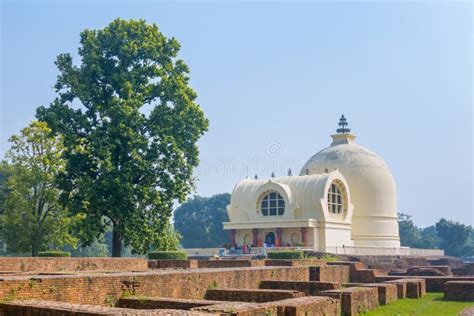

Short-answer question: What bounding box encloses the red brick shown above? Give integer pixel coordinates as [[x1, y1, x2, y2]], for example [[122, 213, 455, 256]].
[[0, 266, 309, 305], [317, 287, 379, 315], [205, 288, 304, 302], [259, 280, 341, 295], [444, 281, 474, 301], [309, 266, 350, 283], [0, 258, 148, 273]]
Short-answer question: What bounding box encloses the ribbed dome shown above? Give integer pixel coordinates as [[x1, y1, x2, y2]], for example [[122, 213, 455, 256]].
[[300, 132, 400, 247]]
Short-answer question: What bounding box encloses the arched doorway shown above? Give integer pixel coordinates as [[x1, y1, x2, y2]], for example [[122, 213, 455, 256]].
[[265, 232, 276, 246]]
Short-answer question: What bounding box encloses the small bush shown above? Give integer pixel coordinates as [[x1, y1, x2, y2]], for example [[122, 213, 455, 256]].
[[304, 253, 339, 261], [319, 254, 339, 262], [38, 251, 71, 257], [267, 250, 304, 259], [148, 251, 187, 260]]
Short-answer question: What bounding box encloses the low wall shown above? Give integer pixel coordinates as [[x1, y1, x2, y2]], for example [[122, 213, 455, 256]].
[[309, 266, 350, 283], [197, 259, 265, 268], [260, 280, 341, 294], [375, 275, 474, 292], [344, 283, 398, 306], [148, 259, 267, 269], [193, 297, 341, 316], [385, 279, 425, 299], [327, 261, 379, 283], [452, 263, 474, 276], [0, 266, 310, 305], [205, 288, 304, 302], [444, 281, 474, 302], [117, 296, 222, 310], [148, 260, 198, 269], [265, 259, 327, 267], [0, 257, 148, 273], [183, 248, 221, 256], [259, 296, 341, 316], [350, 256, 430, 274], [317, 287, 379, 315], [0, 300, 159, 315], [324, 246, 444, 256]]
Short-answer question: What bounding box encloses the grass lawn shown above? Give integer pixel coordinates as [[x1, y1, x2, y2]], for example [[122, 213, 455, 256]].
[[364, 292, 474, 316]]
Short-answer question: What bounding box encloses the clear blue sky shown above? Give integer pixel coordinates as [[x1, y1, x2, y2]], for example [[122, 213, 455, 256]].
[[1, 1, 472, 227]]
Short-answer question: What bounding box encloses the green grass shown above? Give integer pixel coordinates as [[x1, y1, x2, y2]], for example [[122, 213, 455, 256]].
[[364, 293, 474, 316]]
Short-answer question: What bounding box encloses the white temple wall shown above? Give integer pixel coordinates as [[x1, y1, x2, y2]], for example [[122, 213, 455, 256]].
[[323, 226, 352, 248]]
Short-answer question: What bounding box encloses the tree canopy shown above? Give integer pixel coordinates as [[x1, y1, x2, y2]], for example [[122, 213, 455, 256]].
[[36, 18, 208, 257], [436, 218, 473, 257], [398, 213, 473, 258], [174, 193, 230, 248], [0, 121, 78, 256]]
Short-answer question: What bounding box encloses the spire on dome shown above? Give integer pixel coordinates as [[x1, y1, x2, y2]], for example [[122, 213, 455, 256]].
[[336, 114, 351, 134], [331, 115, 356, 146]]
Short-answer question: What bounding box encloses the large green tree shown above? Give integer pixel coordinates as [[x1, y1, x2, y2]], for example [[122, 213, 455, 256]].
[[174, 193, 230, 248], [37, 19, 208, 257], [0, 121, 78, 256]]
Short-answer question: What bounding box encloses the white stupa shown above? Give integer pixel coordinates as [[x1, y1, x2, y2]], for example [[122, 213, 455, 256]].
[[299, 115, 400, 247], [223, 115, 402, 251]]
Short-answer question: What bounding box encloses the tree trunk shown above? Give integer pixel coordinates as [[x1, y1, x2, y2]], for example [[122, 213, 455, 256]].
[[112, 224, 123, 257], [31, 246, 38, 257]]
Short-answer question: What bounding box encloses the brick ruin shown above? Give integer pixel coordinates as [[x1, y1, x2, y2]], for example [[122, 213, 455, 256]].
[[0, 256, 473, 315]]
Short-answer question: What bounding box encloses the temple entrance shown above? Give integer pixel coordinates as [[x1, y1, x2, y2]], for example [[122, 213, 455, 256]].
[[265, 232, 275, 246]]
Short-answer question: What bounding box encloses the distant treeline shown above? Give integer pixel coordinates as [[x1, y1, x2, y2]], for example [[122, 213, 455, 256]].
[[398, 213, 473, 258]]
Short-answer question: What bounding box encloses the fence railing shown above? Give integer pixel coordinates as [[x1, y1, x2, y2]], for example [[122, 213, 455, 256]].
[[182, 248, 221, 256], [182, 246, 444, 257], [321, 246, 444, 256]]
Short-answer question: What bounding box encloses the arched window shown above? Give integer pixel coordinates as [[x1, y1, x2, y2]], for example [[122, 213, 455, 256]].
[[327, 182, 344, 214], [260, 191, 285, 216]]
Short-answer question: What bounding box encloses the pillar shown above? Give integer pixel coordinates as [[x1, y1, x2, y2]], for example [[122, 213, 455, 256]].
[[252, 228, 259, 247], [276, 228, 283, 247], [301, 227, 307, 246], [229, 229, 237, 248]]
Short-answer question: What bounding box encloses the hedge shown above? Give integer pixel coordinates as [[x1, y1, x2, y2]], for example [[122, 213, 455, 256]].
[[267, 250, 304, 259], [38, 251, 71, 257], [148, 251, 187, 260]]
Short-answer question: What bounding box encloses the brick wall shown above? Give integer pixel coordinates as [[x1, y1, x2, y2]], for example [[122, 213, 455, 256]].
[[205, 288, 304, 302], [260, 296, 341, 316], [197, 259, 265, 269], [148, 259, 268, 270], [0, 258, 148, 273], [309, 266, 350, 283], [148, 260, 198, 269], [343, 283, 397, 306], [317, 287, 379, 315], [444, 281, 474, 301], [362, 283, 397, 306], [452, 263, 474, 276], [376, 276, 474, 292], [193, 301, 278, 315], [327, 261, 380, 283], [117, 296, 222, 310], [259, 280, 341, 295], [426, 257, 464, 269], [0, 300, 165, 315], [350, 256, 430, 274], [0, 266, 310, 305], [264, 259, 327, 267]]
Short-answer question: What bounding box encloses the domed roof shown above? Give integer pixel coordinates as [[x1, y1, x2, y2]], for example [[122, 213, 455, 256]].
[[300, 116, 400, 247]]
